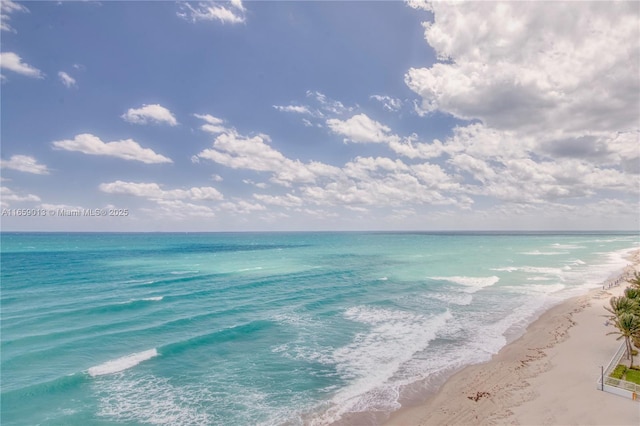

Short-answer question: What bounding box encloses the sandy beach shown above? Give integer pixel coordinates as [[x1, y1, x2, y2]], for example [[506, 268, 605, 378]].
[[386, 250, 640, 426]]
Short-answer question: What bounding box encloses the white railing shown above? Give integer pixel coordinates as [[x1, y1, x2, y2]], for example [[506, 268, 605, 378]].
[[597, 342, 640, 400]]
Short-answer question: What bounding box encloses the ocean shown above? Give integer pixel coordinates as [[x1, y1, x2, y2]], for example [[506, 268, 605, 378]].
[[1, 232, 638, 425]]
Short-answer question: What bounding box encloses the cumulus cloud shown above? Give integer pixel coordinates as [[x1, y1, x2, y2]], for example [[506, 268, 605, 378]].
[[156, 200, 217, 218], [177, 1, 246, 24], [398, 1, 640, 212], [99, 180, 223, 201], [52, 133, 173, 164], [122, 104, 178, 126], [273, 105, 313, 115], [405, 1, 639, 135], [1, 186, 40, 206], [1, 155, 49, 175], [193, 113, 230, 134], [39, 203, 89, 213], [327, 113, 398, 144], [220, 200, 266, 214], [193, 115, 469, 212], [1, 0, 28, 33], [196, 131, 340, 186], [100, 180, 224, 220], [58, 71, 76, 88], [0, 52, 44, 78]]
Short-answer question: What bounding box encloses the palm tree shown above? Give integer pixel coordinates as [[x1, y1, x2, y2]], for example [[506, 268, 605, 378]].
[[605, 296, 638, 319], [624, 287, 640, 303], [607, 312, 640, 367], [628, 272, 640, 290]]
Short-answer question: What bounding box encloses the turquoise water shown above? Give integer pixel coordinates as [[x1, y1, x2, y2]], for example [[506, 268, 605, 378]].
[[1, 232, 638, 425]]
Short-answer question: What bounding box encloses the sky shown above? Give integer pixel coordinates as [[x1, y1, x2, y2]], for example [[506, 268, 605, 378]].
[[0, 0, 639, 232]]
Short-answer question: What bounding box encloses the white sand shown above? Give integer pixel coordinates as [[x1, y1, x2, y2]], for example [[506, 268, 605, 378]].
[[386, 251, 640, 426]]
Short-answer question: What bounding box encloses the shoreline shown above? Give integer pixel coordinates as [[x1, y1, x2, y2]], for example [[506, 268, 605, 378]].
[[385, 249, 640, 426]]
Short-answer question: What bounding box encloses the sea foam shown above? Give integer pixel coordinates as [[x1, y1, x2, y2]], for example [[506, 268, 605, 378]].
[[315, 306, 452, 424], [430, 276, 500, 293], [88, 349, 158, 377]]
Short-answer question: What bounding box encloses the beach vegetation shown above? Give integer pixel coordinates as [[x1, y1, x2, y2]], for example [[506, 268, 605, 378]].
[[606, 286, 640, 361], [623, 368, 640, 385], [607, 311, 640, 367], [609, 364, 640, 384], [624, 287, 640, 301], [627, 272, 640, 290], [611, 364, 627, 379], [605, 296, 638, 319]]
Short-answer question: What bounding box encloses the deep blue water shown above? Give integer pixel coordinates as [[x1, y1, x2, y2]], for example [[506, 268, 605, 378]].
[[1, 232, 638, 425]]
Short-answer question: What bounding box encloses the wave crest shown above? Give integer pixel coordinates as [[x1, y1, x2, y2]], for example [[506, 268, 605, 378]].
[[88, 349, 158, 377]]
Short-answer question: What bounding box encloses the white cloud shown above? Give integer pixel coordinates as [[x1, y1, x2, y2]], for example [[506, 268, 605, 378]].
[[100, 181, 223, 220], [177, 1, 246, 24], [306, 90, 354, 115], [1, 0, 28, 33], [0, 52, 44, 78], [405, 2, 639, 135], [1, 155, 49, 175], [1, 186, 40, 204], [253, 193, 304, 208], [273, 105, 313, 115], [370, 95, 403, 112], [122, 104, 178, 126], [193, 116, 470, 212], [220, 200, 266, 214], [197, 132, 285, 172], [405, 0, 430, 11], [39, 202, 85, 211], [195, 130, 340, 186], [193, 113, 230, 134], [397, 1, 640, 215], [99, 180, 223, 201], [273, 91, 358, 128], [52, 133, 173, 164], [387, 133, 445, 160], [147, 199, 216, 219], [194, 113, 224, 125], [326, 113, 398, 144], [58, 71, 76, 88]]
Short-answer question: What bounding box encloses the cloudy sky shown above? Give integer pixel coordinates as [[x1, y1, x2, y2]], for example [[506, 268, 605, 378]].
[[1, 0, 638, 232]]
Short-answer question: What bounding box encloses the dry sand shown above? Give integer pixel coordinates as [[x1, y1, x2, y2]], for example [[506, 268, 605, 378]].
[[386, 250, 640, 426]]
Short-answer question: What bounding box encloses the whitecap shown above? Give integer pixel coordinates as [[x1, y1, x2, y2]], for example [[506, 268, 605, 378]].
[[520, 250, 568, 255], [238, 267, 264, 272], [430, 276, 500, 293], [88, 349, 158, 377], [491, 267, 519, 272], [551, 243, 586, 249]]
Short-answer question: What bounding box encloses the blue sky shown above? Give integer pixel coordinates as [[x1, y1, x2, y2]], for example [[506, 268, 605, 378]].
[[1, 0, 639, 231]]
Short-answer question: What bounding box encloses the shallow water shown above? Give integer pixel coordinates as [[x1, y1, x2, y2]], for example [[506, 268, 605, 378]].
[[1, 232, 637, 425]]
